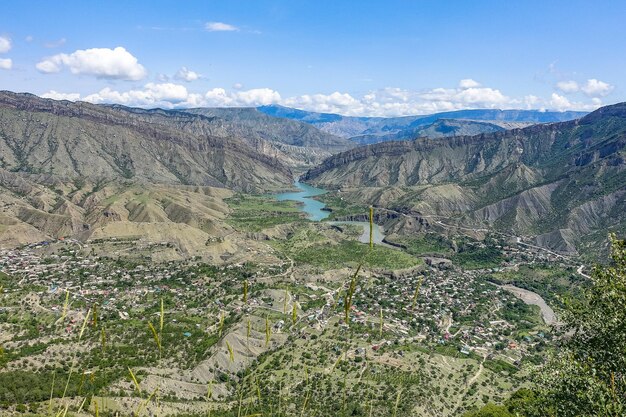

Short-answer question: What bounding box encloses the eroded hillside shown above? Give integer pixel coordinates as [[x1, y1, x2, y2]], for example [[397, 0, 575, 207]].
[[303, 103, 626, 255]]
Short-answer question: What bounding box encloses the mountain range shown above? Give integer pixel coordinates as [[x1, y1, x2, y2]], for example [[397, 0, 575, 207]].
[[258, 104, 587, 143], [0, 90, 622, 257], [0, 91, 296, 192], [180, 107, 353, 166], [302, 103, 626, 256], [0, 91, 308, 252], [349, 119, 536, 145]]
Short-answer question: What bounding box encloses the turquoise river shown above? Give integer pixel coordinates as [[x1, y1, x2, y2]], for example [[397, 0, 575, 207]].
[[275, 181, 388, 245]]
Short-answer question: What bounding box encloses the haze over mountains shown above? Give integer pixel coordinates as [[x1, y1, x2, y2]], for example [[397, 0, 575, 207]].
[[348, 119, 536, 146], [258, 104, 587, 143]]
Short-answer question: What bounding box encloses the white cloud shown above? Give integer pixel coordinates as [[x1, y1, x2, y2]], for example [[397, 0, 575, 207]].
[[42, 85, 282, 109], [35, 60, 57, 73], [0, 36, 11, 53], [284, 83, 514, 116], [25, 35, 34, 42], [581, 79, 613, 97], [84, 83, 189, 107], [35, 78, 606, 116], [459, 79, 481, 89], [412, 84, 509, 114], [556, 80, 579, 94], [175, 66, 200, 82], [143, 83, 189, 101], [549, 93, 572, 111], [555, 79, 613, 98], [0, 58, 12, 70], [41, 90, 81, 101], [205, 22, 239, 32], [284, 91, 364, 115], [548, 93, 603, 112], [204, 87, 281, 106], [456, 87, 509, 105], [36, 47, 147, 80], [283, 82, 603, 115], [233, 83, 244, 90], [520, 95, 542, 110], [235, 88, 281, 105]]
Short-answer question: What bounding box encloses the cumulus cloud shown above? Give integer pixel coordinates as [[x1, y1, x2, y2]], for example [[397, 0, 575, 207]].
[[41, 90, 81, 101], [556, 80, 579, 94], [521, 95, 541, 110], [283, 91, 363, 114], [555, 78, 613, 98], [35, 60, 58, 73], [581, 79, 613, 97], [0, 36, 11, 53], [204, 87, 281, 106], [417, 85, 509, 112], [205, 22, 239, 32], [47, 84, 280, 109], [35, 78, 606, 115], [456, 87, 509, 105], [548, 93, 603, 112], [279, 84, 510, 116], [459, 79, 481, 89], [84, 83, 190, 107], [175, 66, 201, 82], [36, 47, 147, 80], [549, 93, 572, 111], [0, 58, 12, 70]]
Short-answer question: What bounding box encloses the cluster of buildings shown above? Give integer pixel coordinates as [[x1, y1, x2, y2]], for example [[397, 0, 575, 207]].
[[0, 235, 573, 371], [293, 239, 574, 366]]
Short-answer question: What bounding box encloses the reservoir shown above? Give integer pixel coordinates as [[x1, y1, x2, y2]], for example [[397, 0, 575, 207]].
[[275, 181, 389, 246], [275, 180, 330, 221]]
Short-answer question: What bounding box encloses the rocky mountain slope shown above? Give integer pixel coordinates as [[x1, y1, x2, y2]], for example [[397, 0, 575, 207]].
[[183, 107, 352, 151], [0, 92, 359, 249], [182, 107, 353, 166], [303, 103, 626, 255], [0, 91, 294, 192], [0, 169, 239, 257], [258, 104, 587, 141]]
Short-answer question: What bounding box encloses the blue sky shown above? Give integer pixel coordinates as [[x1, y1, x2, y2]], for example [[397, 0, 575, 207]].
[[0, 0, 624, 116]]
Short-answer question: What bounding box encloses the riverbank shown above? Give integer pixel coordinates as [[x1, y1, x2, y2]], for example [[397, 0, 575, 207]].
[[275, 181, 329, 221], [500, 284, 561, 326]]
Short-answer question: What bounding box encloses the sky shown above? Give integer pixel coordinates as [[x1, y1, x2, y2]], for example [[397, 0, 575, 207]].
[[0, 0, 625, 117]]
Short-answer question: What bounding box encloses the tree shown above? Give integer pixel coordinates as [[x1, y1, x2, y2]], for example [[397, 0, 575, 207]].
[[535, 234, 625, 416]]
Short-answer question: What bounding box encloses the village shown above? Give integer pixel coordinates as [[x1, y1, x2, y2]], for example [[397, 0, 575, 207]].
[[0, 233, 578, 376]]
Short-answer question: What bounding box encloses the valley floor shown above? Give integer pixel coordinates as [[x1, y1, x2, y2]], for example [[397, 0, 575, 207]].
[[0, 194, 589, 416]]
